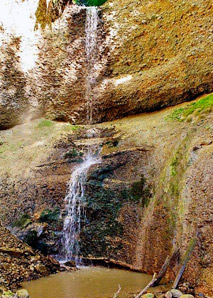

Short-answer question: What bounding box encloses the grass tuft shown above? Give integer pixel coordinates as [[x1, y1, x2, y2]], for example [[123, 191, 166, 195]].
[[36, 119, 55, 129], [166, 94, 213, 122]]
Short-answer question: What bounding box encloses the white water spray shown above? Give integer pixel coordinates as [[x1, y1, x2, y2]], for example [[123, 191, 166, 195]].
[[85, 7, 99, 124], [61, 7, 100, 264], [62, 152, 101, 262]]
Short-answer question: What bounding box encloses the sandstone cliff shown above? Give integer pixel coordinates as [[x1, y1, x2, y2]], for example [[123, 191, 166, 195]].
[[0, 0, 212, 128]]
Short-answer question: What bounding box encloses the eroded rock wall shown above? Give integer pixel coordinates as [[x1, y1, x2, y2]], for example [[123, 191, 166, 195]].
[[0, 224, 59, 290], [0, 0, 213, 128]]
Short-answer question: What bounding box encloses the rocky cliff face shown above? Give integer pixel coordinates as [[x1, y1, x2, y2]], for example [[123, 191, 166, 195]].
[[0, 0, 212, 296], [0, 95, 212, 296], [0, 0, 212, 128]]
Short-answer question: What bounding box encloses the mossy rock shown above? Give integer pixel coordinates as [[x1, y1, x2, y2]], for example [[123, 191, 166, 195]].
[[16, 289, 29, 298], [39, 208, 60, 224], [11, 214, 32, 229]]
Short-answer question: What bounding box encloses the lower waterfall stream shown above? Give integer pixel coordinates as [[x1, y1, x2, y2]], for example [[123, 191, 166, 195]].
[[61, 150, 101, 263]]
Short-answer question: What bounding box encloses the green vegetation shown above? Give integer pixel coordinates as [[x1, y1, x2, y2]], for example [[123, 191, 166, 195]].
[[39, 208, 60, 224], [74, 0, 108, 7], [2, 291, 14, 297], [181, 238, 197, 265], [11, 214, 32, 229], [130, 176, 151, 206], [24, 230, 38, 248], [36, 119, 55, 129], [80, 169, 151, 257], [64, 148, 83, 160], [166, 94, 213, 122], [170, 154, 179, 177], [71, 125, 81, 131]]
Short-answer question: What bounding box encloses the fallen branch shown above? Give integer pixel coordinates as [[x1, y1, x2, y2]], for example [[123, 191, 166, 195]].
[[135, 273, 157, 298], [113, 284, 121, 298], [152, 246, 179, 287], [173, 237, 197, 289]]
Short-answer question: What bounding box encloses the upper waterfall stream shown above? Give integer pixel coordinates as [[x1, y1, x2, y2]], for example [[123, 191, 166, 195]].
[[85, 6, 99, 124]]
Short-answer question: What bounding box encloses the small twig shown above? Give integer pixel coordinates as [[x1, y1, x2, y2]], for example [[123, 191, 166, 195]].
[[113, 284, 121, 298], [135, 273, 157, 298]]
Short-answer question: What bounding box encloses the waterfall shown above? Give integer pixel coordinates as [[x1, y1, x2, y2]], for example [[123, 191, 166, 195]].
[[62, 152, 101, 263], [60, 7, 100, 264], [85, 6, 99, 124]]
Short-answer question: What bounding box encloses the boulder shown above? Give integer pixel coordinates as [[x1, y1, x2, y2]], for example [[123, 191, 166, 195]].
[[165, 291, 172, 298], [171, 290, 183, 298], [34, 264, 48, 274], [64, 260, 76, 267], [16, 289, 29, 298], [141, 294, 155, 298], [179, 295, 194, 298]]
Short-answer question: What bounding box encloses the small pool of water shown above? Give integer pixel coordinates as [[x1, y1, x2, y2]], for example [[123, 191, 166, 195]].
[[22, 266, 152, 298]]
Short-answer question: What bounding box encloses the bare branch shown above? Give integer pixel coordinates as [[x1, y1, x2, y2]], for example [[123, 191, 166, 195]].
[[135, 273, 157, 298], [113, 284, 121, 298]]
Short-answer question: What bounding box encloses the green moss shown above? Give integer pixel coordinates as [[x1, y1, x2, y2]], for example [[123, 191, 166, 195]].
[[24, 230, 38, 248], [2, 291, 14, 297], [80, 186, 124, 256], [170, 154, 178, 177], [64, 148, 83, 159], [0, 144, 6, 154], [71, 125, 81, 131], [39, 208, 60, 224], [11, 214, 32, 229], [166, 94, 213, 122], [130, 176, 151, 206], [74, 0, 108, 6], [181, 238, 197, 265], [36, 119, 55, 129], [80, 172, 151, 257]]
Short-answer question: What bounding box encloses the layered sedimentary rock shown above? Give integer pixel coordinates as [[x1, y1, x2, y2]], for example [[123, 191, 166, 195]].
[[0, 224, 59, 290], [0, 0, 213, 128], [0, 96, 212, 295]]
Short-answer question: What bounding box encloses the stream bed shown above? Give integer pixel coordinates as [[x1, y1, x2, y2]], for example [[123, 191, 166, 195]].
[[22, 266, 152, 298]]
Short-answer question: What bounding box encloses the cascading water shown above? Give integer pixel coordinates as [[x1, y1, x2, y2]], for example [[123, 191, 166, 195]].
[[62, 152, 101, 263], [85, 6, 99, 124], [60, 7, 100, 264]]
